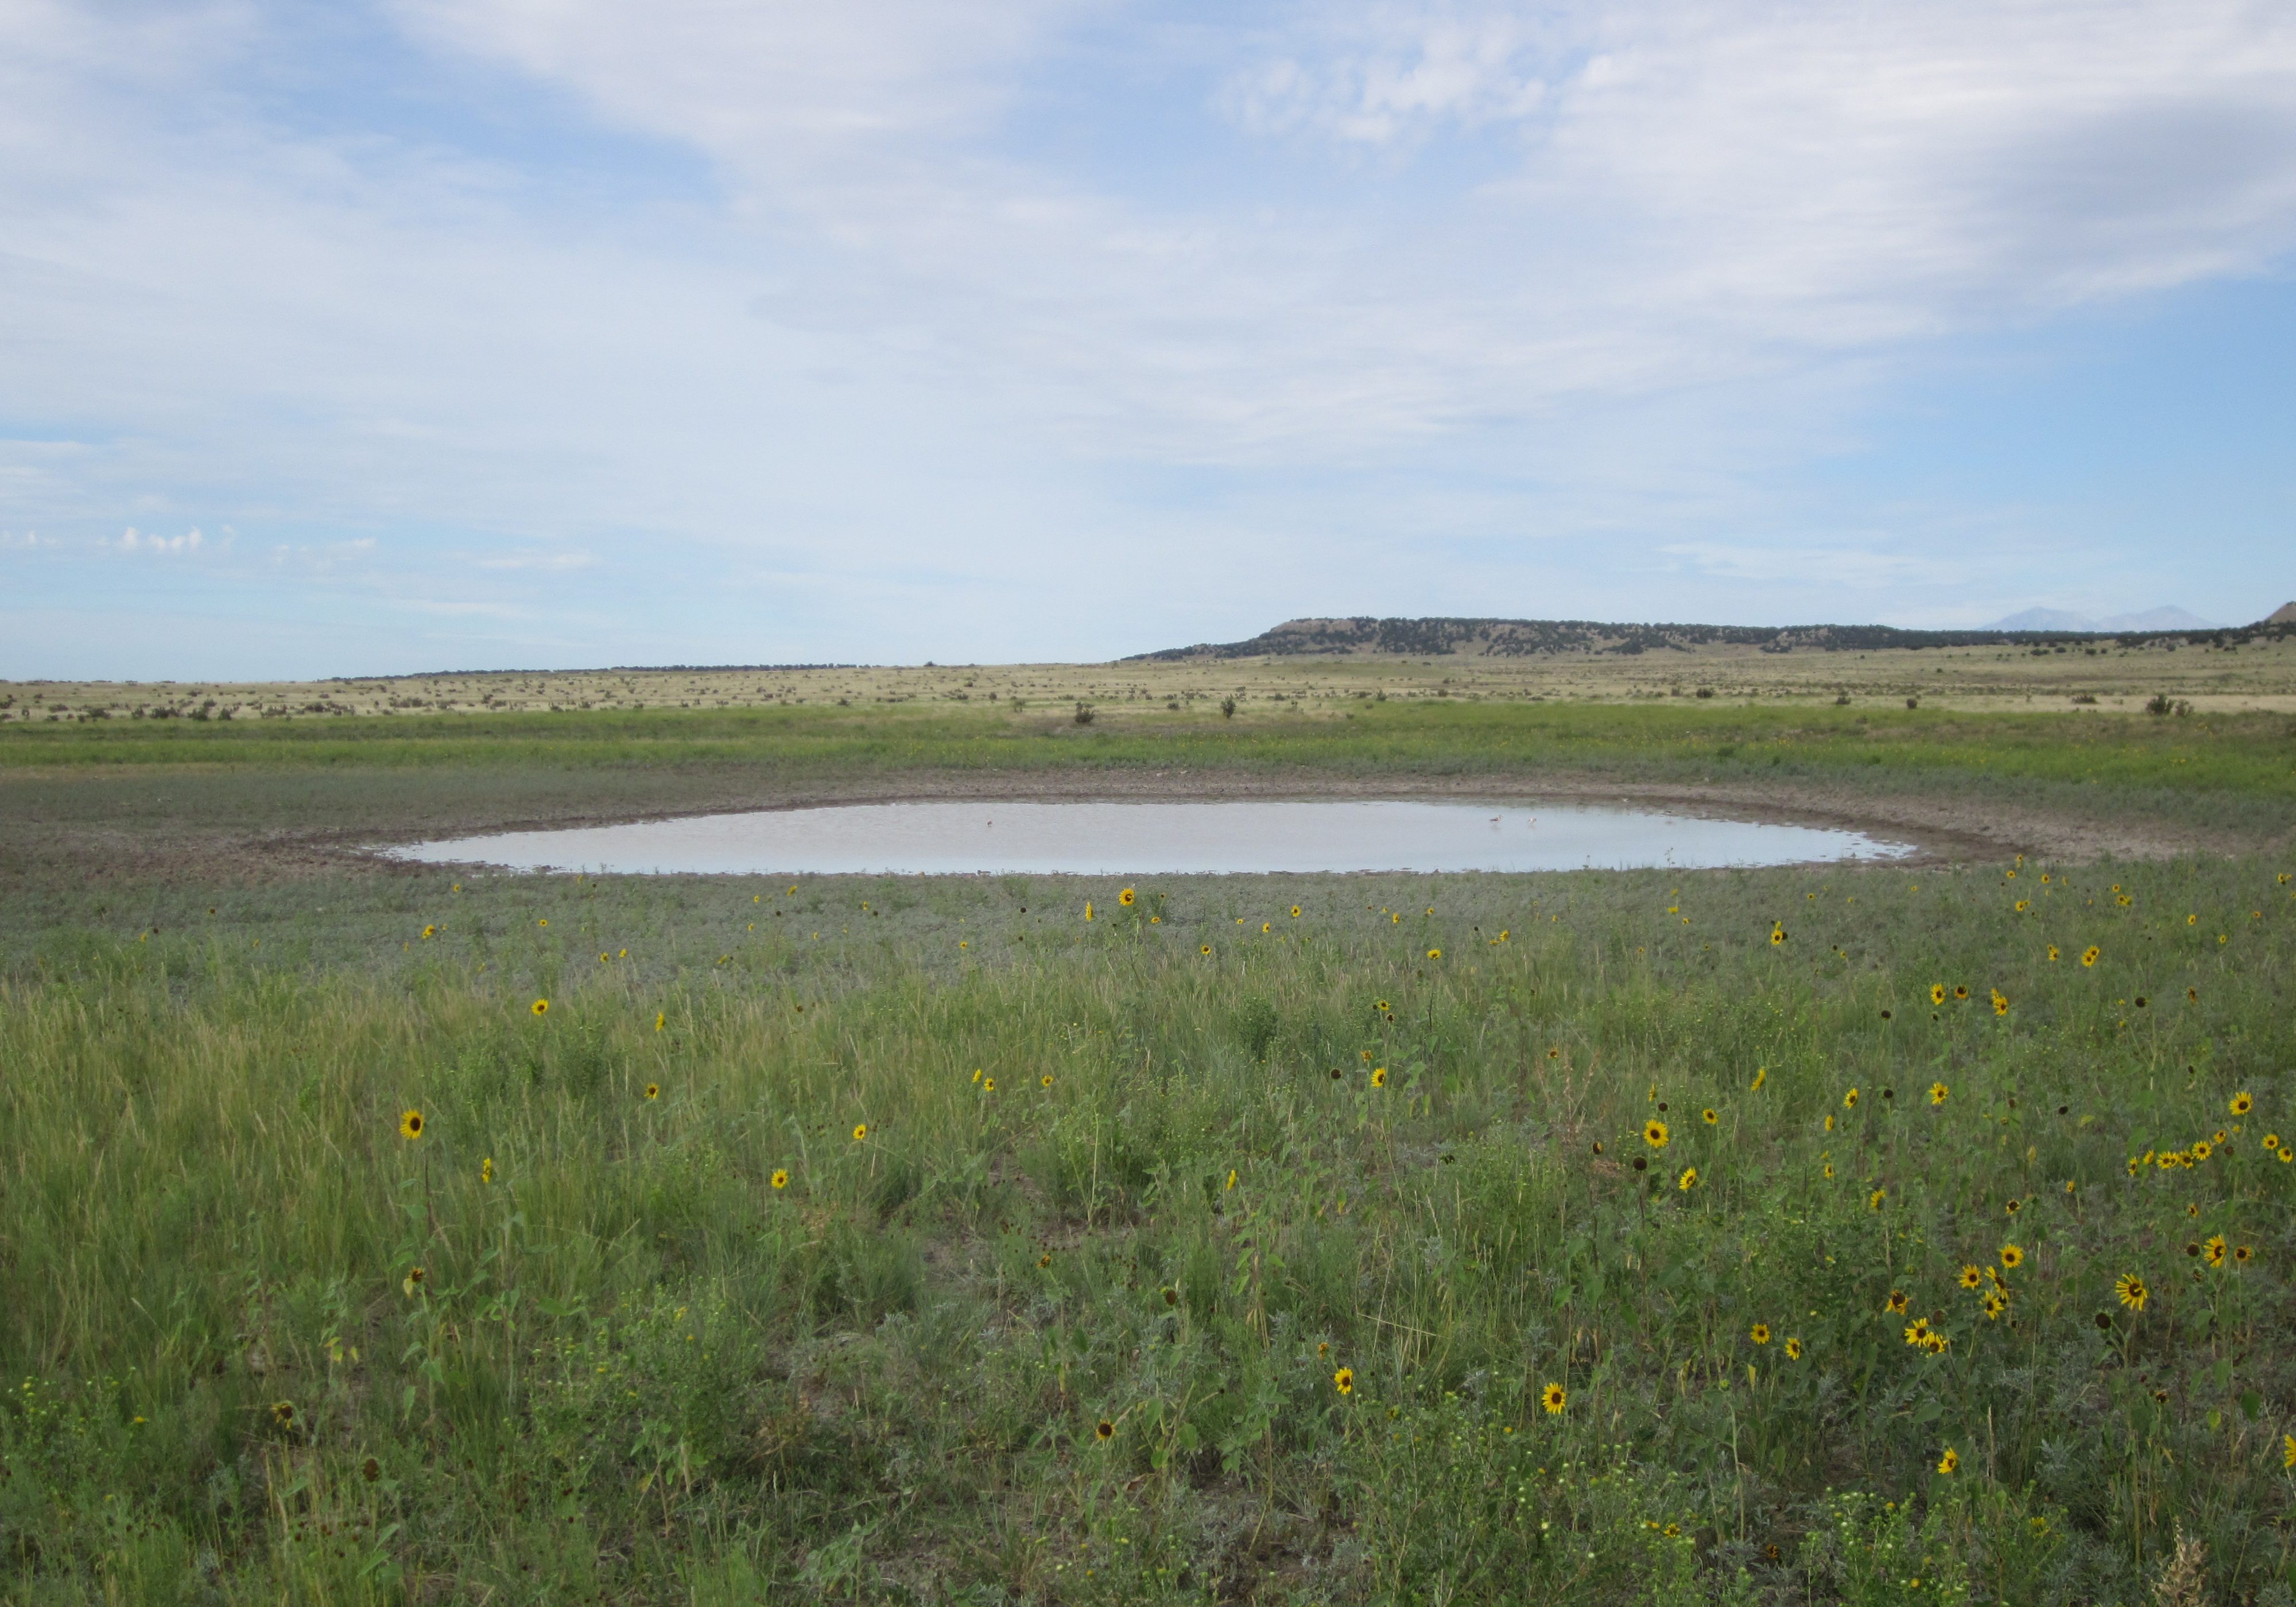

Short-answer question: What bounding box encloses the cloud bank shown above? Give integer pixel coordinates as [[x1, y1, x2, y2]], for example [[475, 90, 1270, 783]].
[[2, 0, 2293, 674]]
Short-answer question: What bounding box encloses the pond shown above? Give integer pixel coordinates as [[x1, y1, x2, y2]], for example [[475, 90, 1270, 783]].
[[391, 799, 1915, 876]]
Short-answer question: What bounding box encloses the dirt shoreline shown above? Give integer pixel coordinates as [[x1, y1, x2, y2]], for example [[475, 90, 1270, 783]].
[[340, 769, 2211, 874]]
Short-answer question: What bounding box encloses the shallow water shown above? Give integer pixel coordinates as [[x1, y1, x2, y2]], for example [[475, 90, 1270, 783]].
[[391, 800, 1914, 876]]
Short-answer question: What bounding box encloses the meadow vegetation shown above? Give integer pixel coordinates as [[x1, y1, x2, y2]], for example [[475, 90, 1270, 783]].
[[1, 702, 2293, 1604]]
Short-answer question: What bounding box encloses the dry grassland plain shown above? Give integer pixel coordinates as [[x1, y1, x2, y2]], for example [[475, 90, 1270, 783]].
[[2, 648, 2294, 1605], [8, 629, 2296, 727]]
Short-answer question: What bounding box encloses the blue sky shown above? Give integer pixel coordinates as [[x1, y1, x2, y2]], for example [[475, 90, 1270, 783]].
[[3, 0, 2294, 679]]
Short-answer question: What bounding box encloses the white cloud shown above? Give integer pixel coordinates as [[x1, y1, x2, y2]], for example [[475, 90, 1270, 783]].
[[2, 0, 2294, 671]]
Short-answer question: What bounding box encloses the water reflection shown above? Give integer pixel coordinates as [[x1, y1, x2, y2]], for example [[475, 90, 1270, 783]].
[[393, 800, 1914, 876]]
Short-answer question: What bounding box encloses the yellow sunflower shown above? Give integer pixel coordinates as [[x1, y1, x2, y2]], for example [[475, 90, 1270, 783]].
[[1118, 888, 1135, 906], [1371, 1066, 1388, 1088], [1999, 1244, 2024, 1269], [2231, 1092, 2254, 1116], [399, 1109, 424, 1140], [1333, 1368, 1355, 1395], [1784, 1337, 1803, 1360], [1930, 1082, 1949, 1105], [1645, 1119, 1670, 1149], [2081, 946, 2100, 967], [770, 1169, 789, 1189], [1542, 1382, 1567, 1414], [1937, 1447, 1959, 1475], [2113, 1273, 2147, 1311], [1750, 1323, 1771, 1345]]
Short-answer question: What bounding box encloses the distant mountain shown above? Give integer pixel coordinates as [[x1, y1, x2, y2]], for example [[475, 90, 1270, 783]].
[[1984, 605, 2219, 632], [2266, 602, 2296, 626], [1132, 611, 2288, 662]]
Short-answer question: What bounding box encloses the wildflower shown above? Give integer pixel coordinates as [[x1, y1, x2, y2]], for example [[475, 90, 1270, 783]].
[[1822, 1162, 1835, 1179], [654, 1011, 665, 1032], [1930, 1082, 1948, 1106], [1644, 1119, 1670, 1149], [421, 925, 436, 939], [481, 1156, 494, 1185], [851, 1123, 868, 1142], [2271, 1134, 2286, 1151], [1785, 1337, 1803, 1360], [2005, 1198, 2022, 1216], [2081, 946, 2100, 966], [1770, 924, 1787, 946], [1262, 922, 1271, 933], [2287, 1434, 2296, 1472], [644, 1083, 660, 1100], [402, 1267, 425, 1298], [1937, 1447, 1958, 1475], [2231, 1092, 2254, 1116], [1371, 1066, 1387, 1088], [531, 999, 549, 1016], [1333, 1368, 1355, 1395], [1999, 1244, 2024, 1269], [1930, 984, 1946, 1006], [983, 1077, 996, 1092], [2283, 1149, 2294, 1164], [272, 1400, 296, 1429], [1426, 948, 1442, 960], [1954, 985, 1969, 1001], [2204, 1236, 2227, 1267], [1844, 1088, 1859, 1109], [399, 1109, 424, 1140], [1084, 902, 1093, 921], [1375, 999, 1391, 1013], [2191, 1139, 2212, 1162], [2047, 945, 2060, 961], [1226, 1170, 1237, 1190], [2113, 1273, 2147, 1311], [2234, 1244, 2253, 1264], [1702, 1108, 1719, 1126], [1981, 1291, 2008, 1320], [1750, 1323, 1771, 1345], [2015, 900, 2029, 912], [1118, 888, 1135, 906], [1200, 944, 1211, 955], [1868, 1187, 1887, 1210], [770, 1169, 788, 1189], [1542, 1382, 1567, 1414], [1991, 991, 2009, 1016], [1958, 1265, 1984, 1290], [1038, 1253, 1052, 1267], [1679, 1166, 1698, 1191], [1886, 1290, 1909, 1314], [1041, 1074, 1054, 1088], [1751, 1067, 1767, 1091], [1903, 1318, 1931, 1345], [1290, 905, 1301, 918]]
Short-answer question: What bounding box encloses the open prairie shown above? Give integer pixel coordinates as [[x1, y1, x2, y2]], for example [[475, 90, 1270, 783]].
[[3, 695, 2294, 1604]]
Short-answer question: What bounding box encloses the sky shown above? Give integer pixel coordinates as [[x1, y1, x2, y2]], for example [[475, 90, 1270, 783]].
[[3, 0, 2295, 679]]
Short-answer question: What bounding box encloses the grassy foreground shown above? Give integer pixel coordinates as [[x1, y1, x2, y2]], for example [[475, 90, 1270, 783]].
[[2, 709, 2294, 1604]]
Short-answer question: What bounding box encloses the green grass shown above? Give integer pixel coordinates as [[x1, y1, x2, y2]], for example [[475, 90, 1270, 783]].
[[5, 850, 2295, 1603], [3, 704, 2294, 1603], [7, 701, 2295, 801]]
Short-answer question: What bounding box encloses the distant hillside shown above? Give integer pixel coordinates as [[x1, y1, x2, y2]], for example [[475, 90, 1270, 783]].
[[1131, 614, 2296, 661], [2268, 601, 2296, 626]]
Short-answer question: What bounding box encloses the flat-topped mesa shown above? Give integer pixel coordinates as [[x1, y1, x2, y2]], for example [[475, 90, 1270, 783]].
[[1131, 613, 2296, 662]]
